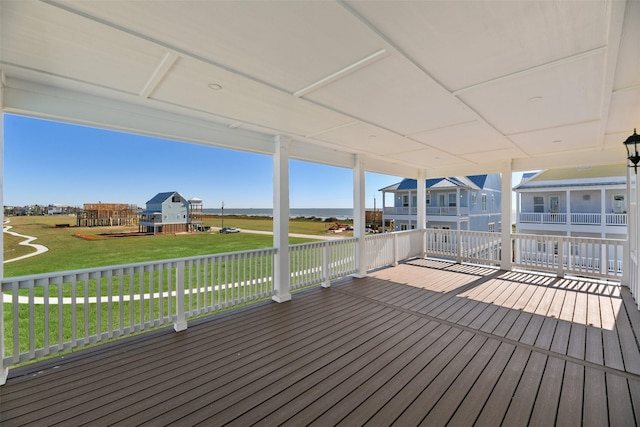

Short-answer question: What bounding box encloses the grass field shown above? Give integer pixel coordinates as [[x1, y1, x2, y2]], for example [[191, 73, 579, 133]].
[[3, 214, 351, 277]]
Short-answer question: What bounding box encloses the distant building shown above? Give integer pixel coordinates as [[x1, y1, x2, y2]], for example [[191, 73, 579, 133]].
[[77, 203, 138, 227], [380, 174, 503, 232], [139, 191, 191, 234], [47, 204, 68, 215], [514, 164, 627, 239]]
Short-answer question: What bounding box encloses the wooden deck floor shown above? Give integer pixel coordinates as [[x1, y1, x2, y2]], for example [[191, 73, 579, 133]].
[[2, 259, 640, 426]]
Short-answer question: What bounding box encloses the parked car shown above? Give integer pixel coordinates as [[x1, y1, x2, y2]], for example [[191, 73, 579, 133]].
[[219, 227, 240, 234]]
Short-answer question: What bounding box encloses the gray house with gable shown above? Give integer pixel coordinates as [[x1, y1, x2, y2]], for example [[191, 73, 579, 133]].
[[139, 191, 190, 234]]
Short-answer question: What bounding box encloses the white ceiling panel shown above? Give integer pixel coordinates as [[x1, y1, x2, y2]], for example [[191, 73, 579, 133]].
[[458, 51, 607, 136], [305, 54, 476, 136], [386, 148, 466, 170], [408, 121, 519, 156], [149, 57, 352, 139], [347, 0, 609, 92], [509, 121, 604, 157], [607, 89, 640, 135], [49, 0, 385, 94], [1, 1, 167, 95], [310, 122, 426, 156]]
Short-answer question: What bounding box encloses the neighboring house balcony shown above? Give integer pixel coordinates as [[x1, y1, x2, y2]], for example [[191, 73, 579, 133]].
[[384, 206, 471, 217], [519, 212, 627, 236]]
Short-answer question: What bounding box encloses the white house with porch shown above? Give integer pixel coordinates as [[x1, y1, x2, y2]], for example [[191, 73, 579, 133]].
[[515, 165, 628, 239], [380, 174, 502, 232], [1, 1, 640, 422]]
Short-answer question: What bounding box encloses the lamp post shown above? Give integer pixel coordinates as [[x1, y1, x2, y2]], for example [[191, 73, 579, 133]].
[[624, 128, 640, 174]]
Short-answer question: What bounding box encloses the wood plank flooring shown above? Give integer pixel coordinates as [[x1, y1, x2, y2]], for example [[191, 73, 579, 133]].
[[2, 259, 640, 426]]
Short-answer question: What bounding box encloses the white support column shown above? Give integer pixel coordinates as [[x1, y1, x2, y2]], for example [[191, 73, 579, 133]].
[[416, 171, 426, 257], [1, 80, 7, 385], [416, 171, 426, 230], [566, 189, 572, 237], [623, 167, 634, 289], [501, 161, 513, 271], [272, 136, 291, 303], [601, 188, 606, 238], [353, 155, 367, 278]]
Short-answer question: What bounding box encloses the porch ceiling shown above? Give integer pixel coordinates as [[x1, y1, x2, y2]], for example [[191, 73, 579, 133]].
[[1, 1, 639, 178]]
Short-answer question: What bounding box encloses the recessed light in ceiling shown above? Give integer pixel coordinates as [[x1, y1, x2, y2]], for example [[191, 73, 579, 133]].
[[528, 96, 543, 102], [552, 139, 562, 144], [208, 83, 223, 90]]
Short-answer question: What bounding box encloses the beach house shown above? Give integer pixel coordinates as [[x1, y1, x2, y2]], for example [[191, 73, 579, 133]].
[[139, 191, 190, 234], [381, 174, 502, 232], [515, 165, 627, 239]]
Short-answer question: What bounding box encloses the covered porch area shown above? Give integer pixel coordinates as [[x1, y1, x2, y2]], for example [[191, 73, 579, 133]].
[[2, 259, 640, 425]]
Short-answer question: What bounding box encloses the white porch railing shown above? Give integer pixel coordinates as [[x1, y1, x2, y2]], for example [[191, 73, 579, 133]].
[[1, 231, 628, 372], [289, 238, 358, 290], [383, 206, 470, 216], [519, 212, 628, 226], [513, 234, 625, 280], [2, 249, 276, 367]]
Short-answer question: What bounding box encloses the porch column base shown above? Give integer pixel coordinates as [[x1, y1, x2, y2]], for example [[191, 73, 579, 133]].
[[1, 367, 7, 386], [350, 273, 367, 279], [272, 293, 292, 303], [173, 321, 188, 332]]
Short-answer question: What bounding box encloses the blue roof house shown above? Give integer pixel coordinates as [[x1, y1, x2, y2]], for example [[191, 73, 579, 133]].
[[380, 174, 502, 232], [139, 191, 190, 234]]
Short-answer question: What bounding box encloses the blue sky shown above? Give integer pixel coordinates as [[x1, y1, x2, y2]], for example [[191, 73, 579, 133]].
[[4, 114, 527, 210], [3, 114, 402, 209]]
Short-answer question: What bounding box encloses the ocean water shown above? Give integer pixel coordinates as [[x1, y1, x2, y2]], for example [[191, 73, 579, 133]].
[[203, 208, 353, 220]]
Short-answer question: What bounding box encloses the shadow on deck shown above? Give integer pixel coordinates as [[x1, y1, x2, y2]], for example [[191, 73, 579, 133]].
[[2, 259, 640, 425]]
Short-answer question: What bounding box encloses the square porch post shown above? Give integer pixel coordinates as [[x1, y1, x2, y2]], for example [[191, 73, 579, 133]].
[[353, 155, 367, 278], [0, 83, 7, 385], [416, 170, 426, 257], [272, 136, 291, 303], [501, 160, 513, 271]]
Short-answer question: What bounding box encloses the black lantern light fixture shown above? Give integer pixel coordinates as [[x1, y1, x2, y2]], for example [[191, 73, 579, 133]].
[[624, 128, 640, 174]]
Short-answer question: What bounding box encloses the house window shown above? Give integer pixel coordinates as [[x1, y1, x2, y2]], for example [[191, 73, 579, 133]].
[[439, 194, 445, 207], [426, 193, 431, 205], [172, 195, 180, 203], [533, 196, 544, 213], [488, 222, 495, 232], [403, 195, 409, 207], [482, 194, 487, 211], [614, 195, 625, 213], [471, 193, 477, 204], [549, 196, 559, 213], [448, 193, 456, 207]]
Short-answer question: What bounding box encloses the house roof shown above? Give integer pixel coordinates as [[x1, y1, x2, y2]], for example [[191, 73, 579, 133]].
[[145, 191, 181, 205], [381, 175, 488, 192], [1, 1, 637, 179], [514, 165, 627, 190]]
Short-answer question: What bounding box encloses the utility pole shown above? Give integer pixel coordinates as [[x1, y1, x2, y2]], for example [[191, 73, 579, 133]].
[[374, 195, 377, 232], [221, 201, 224, 229]]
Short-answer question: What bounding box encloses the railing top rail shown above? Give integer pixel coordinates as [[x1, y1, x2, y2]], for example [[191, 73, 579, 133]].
[[1, 247, 278, 285], [513, 233, 626, 244]]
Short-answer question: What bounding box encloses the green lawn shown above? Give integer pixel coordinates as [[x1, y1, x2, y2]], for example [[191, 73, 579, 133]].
[[2, 215, 342, 277]]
